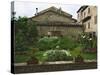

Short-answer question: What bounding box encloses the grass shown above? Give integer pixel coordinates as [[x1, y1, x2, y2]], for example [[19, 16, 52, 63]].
[[82, 52, 97, 60], [14, 51, 45, 63], [14, 54, 30, 63], [33, 51, 45, 62]]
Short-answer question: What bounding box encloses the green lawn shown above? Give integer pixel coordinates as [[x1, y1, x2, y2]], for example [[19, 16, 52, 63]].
[[33, 51, 45, 61], [14, 51, 45, 63], [14, 54, 30, 63], [82, 52, 97, 60]]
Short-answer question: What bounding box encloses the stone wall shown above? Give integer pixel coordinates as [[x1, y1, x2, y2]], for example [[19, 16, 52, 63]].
[[37, 25, 83, 37]]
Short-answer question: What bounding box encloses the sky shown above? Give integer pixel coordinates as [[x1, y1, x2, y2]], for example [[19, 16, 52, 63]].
[[14, 1, 82, 19]]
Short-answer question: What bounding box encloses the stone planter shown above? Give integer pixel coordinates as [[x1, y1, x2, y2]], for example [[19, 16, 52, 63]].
[[88, 48, 97, 52], [74, 55, 84, 63], [27, 57, 38, 65]]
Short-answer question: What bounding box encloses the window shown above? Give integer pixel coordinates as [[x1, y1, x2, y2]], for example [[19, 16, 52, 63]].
[[81, 12, 83, 18], [94, 16, 97, 24], [88, 8, 90, 14], [89, 33, 92, 38], [84, 12, 86, 17], [88, 22, 90, 29], [78, 14, 79, 18], [81, 12, 82, 16], [83, 23, 86, 30], [93, 32, 96, 38]]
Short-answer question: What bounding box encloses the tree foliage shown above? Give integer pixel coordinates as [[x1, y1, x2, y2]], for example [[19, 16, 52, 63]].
[[14, 16, 38, 51]]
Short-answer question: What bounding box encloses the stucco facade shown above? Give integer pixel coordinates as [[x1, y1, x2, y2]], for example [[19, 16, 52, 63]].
[[77, 6, 97, 35]]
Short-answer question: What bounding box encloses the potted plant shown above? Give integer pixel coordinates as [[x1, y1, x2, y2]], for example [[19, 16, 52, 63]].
[[70, 46, 84, 63], [27, 56, 38, 65], [74, 54, 84, 63]]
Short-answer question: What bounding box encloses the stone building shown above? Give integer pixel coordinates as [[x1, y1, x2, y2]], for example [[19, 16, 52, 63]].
[[77, 5, 97, 37], [30, 6, 83, 38]]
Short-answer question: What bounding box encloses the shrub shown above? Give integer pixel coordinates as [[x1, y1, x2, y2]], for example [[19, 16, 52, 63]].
[[38, 36, 77, 51], [70, 46, 84, 62], [42, 50, 73, 62], [37, 36, 59, 50], [27, 56, 38, 65], [70, 46, 83, 58], [58, 37, 76, 50], [75, 55, 84, 63], [78, 33, 97, 49], [31, 51, 45, 62]]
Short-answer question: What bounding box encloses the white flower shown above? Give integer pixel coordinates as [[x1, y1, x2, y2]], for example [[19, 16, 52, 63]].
[[82, 35, 86, 38], [56, 45, 60, 49], [89, 38, 92, 40], [62, 50, 71, 56]]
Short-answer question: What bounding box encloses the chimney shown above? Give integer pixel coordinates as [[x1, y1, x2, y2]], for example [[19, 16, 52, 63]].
[[35, 8, 38, 15]]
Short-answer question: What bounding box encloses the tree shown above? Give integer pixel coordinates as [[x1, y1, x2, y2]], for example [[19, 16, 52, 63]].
[[15, 16, 38, 51]]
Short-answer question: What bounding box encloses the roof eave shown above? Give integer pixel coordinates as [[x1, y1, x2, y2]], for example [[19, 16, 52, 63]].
[[77, 5, 88, 13]]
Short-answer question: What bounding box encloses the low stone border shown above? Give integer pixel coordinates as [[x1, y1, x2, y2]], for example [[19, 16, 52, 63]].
[[13, 62, 97, 74], [14, 63, 27, 66]]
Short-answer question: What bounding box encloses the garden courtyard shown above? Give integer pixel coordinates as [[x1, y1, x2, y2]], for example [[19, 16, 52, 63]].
[[15, 34, 97, 65], [14, 17, 97, 65]]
